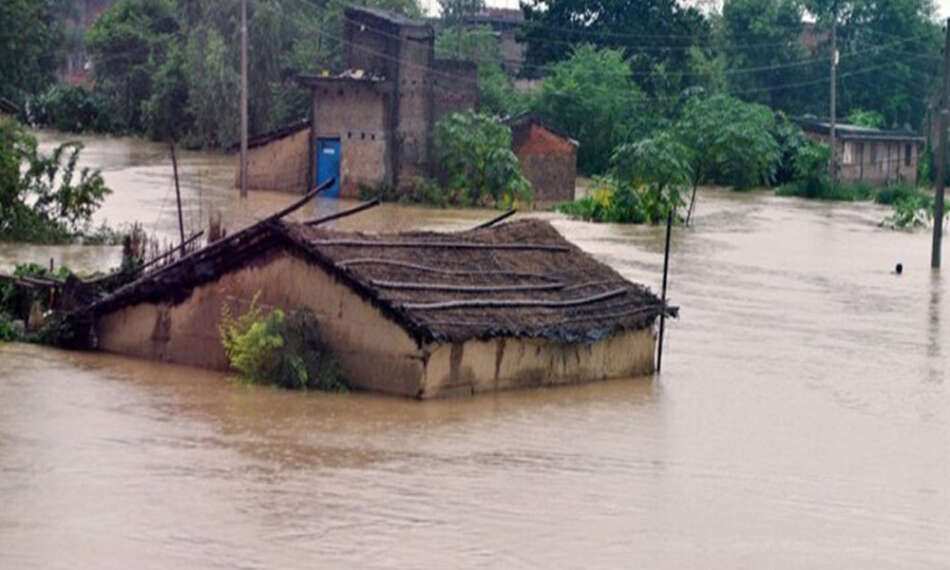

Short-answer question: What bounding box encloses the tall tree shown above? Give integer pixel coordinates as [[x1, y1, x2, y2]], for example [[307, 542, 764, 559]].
[[720, 0, 812, 111], [805, 0, 941, 129], [519, 0, 709, 91], [86, 0, 179, 131], [533, 45, 653, 174], [0, 0, 74, 105]]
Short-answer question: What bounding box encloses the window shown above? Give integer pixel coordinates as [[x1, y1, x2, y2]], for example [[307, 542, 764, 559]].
[[905, 144, 912, 167], [843, 142, 853, 164]]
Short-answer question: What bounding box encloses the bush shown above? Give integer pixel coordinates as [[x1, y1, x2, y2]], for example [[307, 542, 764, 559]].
[[434, 111, 532, 208], [881, 192, 933, 229], [219, 294, 347, 391], [0, 314, 21, 342], [27, 84, 114, 133], [1, 116, 111, 243], [559, 176, 646, 224], [874, 183, 918, 205]]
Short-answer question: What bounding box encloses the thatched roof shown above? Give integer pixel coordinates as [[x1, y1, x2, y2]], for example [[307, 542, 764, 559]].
[[85, 218, 666, 345]]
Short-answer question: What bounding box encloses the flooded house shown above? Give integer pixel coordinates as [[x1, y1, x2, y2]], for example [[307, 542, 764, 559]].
[[794, 117, 924, 186], [238, 5, 478, 197], [79, 197, 667, 398], [505, 112, 578, 205]]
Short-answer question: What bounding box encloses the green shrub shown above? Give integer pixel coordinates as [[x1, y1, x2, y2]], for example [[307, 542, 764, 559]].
[[27, 84, 114, 133], [0, 314, 20, 342], [219, 294, 347, 391], [434, 111, 532, 209], [881, 193, 933, 229], [874, 183, 918, 205]]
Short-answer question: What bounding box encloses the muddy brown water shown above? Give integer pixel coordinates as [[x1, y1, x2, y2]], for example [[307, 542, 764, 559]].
[[1, 132, 949, 568]]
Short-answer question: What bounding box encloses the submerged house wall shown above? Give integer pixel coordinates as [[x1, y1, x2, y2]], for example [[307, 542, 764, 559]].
[[97, 250, 427, 396], [237, 127, 311, 192], [420, 329, 655, 398], [96, 248, 657, 398]]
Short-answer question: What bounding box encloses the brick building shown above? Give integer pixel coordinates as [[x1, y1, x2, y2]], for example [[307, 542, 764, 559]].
[[504, 113, 578, 205], [463, 7, 525, 75], [297, 6, 478, 198], [794, 117, 924, 186]]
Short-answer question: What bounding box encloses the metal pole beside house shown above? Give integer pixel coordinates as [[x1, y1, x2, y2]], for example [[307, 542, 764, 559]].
[[656, 209, 673, 374], [932, 18, 950, 268], [239, 0, 249, 199], [829, 0, 838, 190], [170, 141, 185, 252]]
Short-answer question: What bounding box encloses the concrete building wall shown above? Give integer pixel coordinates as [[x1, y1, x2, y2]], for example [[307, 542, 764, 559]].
[[236, 128, 310, 193], [394, 33, 435, 187], [807, 132, 920, 186], [420, 328, 656, 398], [312, 82, 391, 197], [430, 59, 479, 125], [511, 122, 577, 205], [95, 249, 657, 398], [344, 11, 400, 79]]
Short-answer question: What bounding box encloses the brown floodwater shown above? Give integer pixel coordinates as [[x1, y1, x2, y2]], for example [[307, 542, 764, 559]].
[[1, 133, 949, 568]]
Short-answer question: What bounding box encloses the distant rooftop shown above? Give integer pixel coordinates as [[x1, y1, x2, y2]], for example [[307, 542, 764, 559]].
[[792, 116, 924, 142], [346, 5, 430, 29]]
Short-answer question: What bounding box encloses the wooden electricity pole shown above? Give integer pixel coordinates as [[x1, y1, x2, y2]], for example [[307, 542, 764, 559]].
[[829, 0, 838, 189], [169, 141, 185, 252], [932, 18, 950, 268], [656, 209, 673, 374], [239, 0, 249, 199]]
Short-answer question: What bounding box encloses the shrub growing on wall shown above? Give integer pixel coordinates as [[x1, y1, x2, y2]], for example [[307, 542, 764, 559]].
[[219, 294, 347, 391], [433, 111, 532, 208]]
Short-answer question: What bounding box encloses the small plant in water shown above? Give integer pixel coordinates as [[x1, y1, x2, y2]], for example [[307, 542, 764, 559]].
[[219, 293, 347, 391]]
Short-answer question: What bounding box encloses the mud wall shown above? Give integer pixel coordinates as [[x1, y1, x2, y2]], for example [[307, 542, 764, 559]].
[[419, 327, 655, 398], [96, 250, 426, 396], [236, 128, 310, 193]]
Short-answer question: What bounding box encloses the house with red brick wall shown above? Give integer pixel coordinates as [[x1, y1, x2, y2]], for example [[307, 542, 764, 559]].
[[504, 113, 578, 205]]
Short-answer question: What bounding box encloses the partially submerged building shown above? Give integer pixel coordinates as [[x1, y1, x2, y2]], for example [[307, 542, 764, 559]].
[[505, 112, 578, 205], [237, 6, 583, 208], [794, 117, 924, 186], [298, 6, 478, 197], [80, 206, 667, 398], [234, 119, 312, 192]]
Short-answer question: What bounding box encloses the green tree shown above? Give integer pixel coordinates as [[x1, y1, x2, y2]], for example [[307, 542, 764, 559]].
[[0, 0, 73, 105], [433, 111, 532, 207], [0, 117, 111, 242], [805, 0, 941, 129], [185, 26, 239, 148], [520, 0, 709, 88], [720, 0, 811, 110], [847, 108, 885, 128], [86, 0, 179, 132], [142, 43, 192, 142], [611, 131, 692, 223], [673, 95, 780, 220], [532, 45, 652, 175], [435, 25, 525, 115]]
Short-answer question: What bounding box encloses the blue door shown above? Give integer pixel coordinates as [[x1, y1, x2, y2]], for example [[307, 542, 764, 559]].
[[316, 137, 341, 197]]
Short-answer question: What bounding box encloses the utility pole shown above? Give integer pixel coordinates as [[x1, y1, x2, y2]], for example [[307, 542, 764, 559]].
[[656, 209, 673, 374], [931, 18, 950, 268], [829, 0, 838, 189], [239, 0, 249, 199], [169, 141, 185, 252]]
